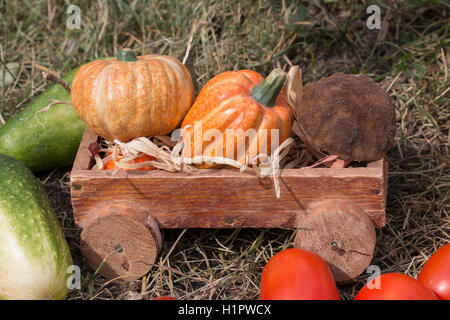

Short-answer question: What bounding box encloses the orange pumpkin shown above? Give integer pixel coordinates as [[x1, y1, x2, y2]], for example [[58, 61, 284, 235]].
[[180, 69, 293, 168], [71, 49, 194, 142], [103, 152, 156, 171]]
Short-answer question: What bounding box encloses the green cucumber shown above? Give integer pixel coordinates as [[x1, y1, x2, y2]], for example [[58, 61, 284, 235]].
[[0, 154, 73, 300], [0, 67, 85, 172]]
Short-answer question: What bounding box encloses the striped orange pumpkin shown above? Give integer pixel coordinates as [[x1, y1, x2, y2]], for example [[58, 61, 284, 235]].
[[71, 49, 194, 142], [181, 69, 293, 168]]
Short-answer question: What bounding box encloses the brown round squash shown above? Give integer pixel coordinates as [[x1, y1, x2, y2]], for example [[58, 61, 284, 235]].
[[71, 49, 194, 142], [297, 73, 396, 162]]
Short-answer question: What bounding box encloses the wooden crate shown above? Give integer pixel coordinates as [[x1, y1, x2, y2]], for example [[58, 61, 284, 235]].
[[71, 128, 388, 283]]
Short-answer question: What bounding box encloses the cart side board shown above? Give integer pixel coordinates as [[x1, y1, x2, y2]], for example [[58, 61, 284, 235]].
[[71, 129, 388, 229]]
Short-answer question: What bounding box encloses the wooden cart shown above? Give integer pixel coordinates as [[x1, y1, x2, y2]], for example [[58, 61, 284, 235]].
[[70, 128, 388, 283]]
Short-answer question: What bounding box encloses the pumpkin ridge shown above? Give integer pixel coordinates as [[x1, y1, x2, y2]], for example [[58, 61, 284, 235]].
[[73, 61, 102, 127], [108, 62, 133, 140], [191, 95, 245, 130], [198, 98, 263, 162], [183, 96, 256, 160], [160, 59, 173, 134], [181, 83, 246, 126], [238, 102, 266, 164], [240, 107, 277, 164], [183, 96, 244, 156], [131, 59, 151, 134], [149, 55, 185, 76], [161, 55, 194, 129], [197, 72, 254, 98], [169, 62, 180, 130], [111, 61, 135, 140], [151, 55, 193, 129], [145, 59, 156, 137], [160, 59, 177, 132], [93, 63, 114, 141], [150, 59, 165, 136], [124, 61, 139, 138], [237, 70, 264, 87]]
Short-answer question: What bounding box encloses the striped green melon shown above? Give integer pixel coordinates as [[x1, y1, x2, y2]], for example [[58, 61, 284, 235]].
[[0, 154, 73, 300], [0, 67, 84, 172]]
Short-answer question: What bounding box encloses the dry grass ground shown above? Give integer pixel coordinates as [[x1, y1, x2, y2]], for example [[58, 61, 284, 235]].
[[0, 0, 448, 300]]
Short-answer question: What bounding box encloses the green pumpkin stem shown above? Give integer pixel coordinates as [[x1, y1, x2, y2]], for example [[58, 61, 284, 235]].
[[251, 69, 287, 108], [117, 49, 138, 62]]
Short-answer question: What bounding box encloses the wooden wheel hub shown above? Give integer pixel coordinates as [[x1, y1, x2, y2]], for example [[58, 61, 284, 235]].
[[294, 201, 376, 283], [80, 204, 162, 281]]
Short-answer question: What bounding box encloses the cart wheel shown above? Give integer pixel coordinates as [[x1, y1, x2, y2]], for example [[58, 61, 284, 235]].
[[80, 203, 162, 281], [294, 200, 376, 283]]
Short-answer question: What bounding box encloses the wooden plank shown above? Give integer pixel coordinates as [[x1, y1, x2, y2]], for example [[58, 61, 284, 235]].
[[367, 158, 383, 168], [71, 166, 384, 179], [71, 130, 387, 230], [72, 128, 98, 171], [71, 167, 386, 229]]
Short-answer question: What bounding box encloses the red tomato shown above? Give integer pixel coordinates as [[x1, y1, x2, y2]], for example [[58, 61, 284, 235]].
[[355, 273, 437, 300], [260, 248, 341, 300], [418, 243, 450, 300], [153, 296, 177, 300]]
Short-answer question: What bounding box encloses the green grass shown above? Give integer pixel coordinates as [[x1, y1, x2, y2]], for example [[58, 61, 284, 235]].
[[1, 0, 449, 300]]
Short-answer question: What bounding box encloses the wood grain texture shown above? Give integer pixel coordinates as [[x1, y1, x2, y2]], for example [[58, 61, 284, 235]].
[[80, 208, 161, 281], [71, 129, 387, 229], [71, 135, 387, 229], [294, 200, 376, 283], [72, 128, 97, 171]]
